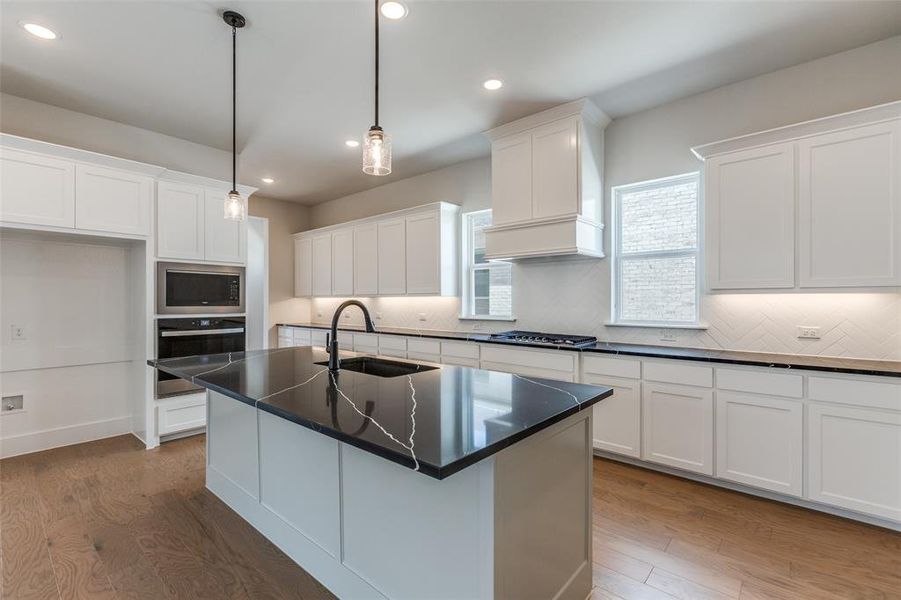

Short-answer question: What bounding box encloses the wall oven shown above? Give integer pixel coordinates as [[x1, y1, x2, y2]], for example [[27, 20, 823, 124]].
[[156, 317, 245, 398], [157, 262, 245, 315]]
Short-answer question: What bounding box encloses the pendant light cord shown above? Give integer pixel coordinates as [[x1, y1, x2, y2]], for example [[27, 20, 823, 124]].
[[374, 0, 379, 128], [232, 23, 237, 192]]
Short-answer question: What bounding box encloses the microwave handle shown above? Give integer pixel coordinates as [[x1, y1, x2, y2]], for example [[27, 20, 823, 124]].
[[160, 327, 245, 338]]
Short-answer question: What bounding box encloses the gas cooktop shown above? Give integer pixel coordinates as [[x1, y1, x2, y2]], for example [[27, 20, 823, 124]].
[[489, 330, 597, 348]]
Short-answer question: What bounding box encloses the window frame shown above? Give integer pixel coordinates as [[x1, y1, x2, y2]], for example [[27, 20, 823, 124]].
[[460, 209, 514, 321], [611, 172, 702, 327]]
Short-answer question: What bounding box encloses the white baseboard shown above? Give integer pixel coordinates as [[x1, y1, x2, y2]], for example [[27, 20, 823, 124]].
[[0, 416, 133, 459]]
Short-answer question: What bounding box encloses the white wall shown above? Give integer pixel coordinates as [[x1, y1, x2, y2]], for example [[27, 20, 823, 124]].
[[307, 37, 901, 360], [0, 232, 145, 456]]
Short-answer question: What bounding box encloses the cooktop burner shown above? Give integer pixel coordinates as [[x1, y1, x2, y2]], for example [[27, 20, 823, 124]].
[[489, 330, 597, 348]]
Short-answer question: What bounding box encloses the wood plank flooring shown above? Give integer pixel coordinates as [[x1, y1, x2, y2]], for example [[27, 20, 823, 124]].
[[2, 434, 899, 599]]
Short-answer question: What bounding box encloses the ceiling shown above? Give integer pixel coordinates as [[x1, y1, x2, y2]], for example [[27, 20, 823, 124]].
[[2, 1, 901, 204]]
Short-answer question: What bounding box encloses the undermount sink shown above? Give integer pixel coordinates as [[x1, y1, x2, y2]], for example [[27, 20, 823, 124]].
[[316, 356, 438, 378]]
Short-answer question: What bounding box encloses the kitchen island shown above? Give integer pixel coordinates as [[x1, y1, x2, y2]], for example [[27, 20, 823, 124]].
[[150, 346, 613, 600]]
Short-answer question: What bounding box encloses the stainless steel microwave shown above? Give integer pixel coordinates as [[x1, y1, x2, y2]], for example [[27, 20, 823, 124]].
[[156, 262, 245, 315]]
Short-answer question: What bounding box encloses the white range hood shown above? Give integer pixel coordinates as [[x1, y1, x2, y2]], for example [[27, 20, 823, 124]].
[[483, 99, 609, 261]]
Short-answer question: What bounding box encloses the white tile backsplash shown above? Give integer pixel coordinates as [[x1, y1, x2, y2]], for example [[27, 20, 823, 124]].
[[310, 257, 901, 361]]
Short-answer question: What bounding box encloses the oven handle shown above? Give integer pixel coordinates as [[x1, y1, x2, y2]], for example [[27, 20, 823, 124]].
[[160, 327, 245, 338]]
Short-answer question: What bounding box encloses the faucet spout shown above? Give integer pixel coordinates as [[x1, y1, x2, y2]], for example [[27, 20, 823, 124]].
[[328, 300, 376, 371]]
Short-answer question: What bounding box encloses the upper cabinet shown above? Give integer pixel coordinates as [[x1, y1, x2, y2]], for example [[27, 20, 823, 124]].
[[157, 179, 248, 264], [75, 164, 153, 236], [1, 149, 76, 229], [694, 101, 901, 290], [293, 203, 459, 298], [483, 99, 609, 260]]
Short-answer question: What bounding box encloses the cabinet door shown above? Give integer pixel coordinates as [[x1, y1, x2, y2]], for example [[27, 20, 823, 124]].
[[311, 234, 333, 296], [294, 238, 312, 297], [807, 404, 901, 521], [405, 211, 440, 294], [157, 182, 204, 260], [706, 143, 795, 289], [75, 164, 153, 236], [531, 118, 579, 220], [642, 382, 713, 475], [203, 190, 246, 263], [716, 392, 802, 496], [491, 132, 532, 226], [354, 224, 379, 296], [0, 149, 75, 228], [799, 121, 901, 287], [332, 229, 354, 296], [582, 374, 641, 458], [378, 219, 406, 295]]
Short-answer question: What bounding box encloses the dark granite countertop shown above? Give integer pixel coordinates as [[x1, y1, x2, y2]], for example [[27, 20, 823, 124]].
[[276, 322, 901, 378], [149, 347, 613, 479]]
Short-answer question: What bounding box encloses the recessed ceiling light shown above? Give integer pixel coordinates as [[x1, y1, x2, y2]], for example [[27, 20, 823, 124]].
[[345, 140, 360, 148], [261, 177, 275, 184], [20, 22, 58, 40], [483, 79, 503, 91], [380, 1, 408, 20]]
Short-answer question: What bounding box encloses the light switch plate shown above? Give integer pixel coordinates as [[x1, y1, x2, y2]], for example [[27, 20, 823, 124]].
[[797, 326, 821, 339], [2, 394, 24, 414]]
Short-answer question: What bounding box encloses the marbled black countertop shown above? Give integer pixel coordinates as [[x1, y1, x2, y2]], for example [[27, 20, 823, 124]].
[[149, 347, 613, 479], [277, 322, 901, 378]]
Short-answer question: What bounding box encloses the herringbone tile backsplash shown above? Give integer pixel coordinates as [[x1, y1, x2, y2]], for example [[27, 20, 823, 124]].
[[312, 259, 901, 361]]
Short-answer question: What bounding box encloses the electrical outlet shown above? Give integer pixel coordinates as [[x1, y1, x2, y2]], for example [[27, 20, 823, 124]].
[[417, 313, 428, 322], [797, 326, 821, 339], [472, 322, 484, 331], [1, 394, 24, 413], [659, 329, 678, 342], [10, 325, 25, 341]]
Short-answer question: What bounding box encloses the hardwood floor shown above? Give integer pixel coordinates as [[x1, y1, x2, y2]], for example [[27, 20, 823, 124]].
[[2, 435, 899, 600]]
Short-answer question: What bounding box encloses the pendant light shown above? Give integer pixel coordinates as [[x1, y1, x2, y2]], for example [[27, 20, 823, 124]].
[[363, 0, 392, 176], [223, 10, 247, 220]]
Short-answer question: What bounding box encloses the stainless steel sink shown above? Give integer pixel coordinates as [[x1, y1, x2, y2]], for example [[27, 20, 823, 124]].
[[316, 357, 438, 378]]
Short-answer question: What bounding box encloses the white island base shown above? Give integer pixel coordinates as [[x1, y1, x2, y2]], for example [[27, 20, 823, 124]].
[[205, 391, 594, 600]]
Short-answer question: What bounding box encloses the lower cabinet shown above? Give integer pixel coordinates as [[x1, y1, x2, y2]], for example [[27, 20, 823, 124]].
[[582, 374, 641, 458], [157, 393, 206, 436], [641, 382, 714, 475], [479, 345, 577, 382], [807, 403, 901, 522], [715, 392, 803, 496]]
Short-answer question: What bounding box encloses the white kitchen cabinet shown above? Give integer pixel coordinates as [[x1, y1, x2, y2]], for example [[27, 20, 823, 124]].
[[311, 330, 329, 348], [405, 205, 457, 296], [582, 374, 641, 458], [716, 392, 802, 496], [294, 238, 312, 297], [378, 218, 406, 295], [74, 164, 153, 236], [353, 333, 379, 354], [157, 182, 205, 260], [311, 235, 333, 297], [378, 335, 407, 358], [354, 224, 379, 296], [705, 143, 796, 289], [157, 392, 206, 436], [491, 132, 533, 226], [531, 118, 579, 220], [293, 328, 312, 347], [641, 382, 714, 475], [807, 403, 901, 521], [332, 229, 355, 296], [0, 148, 75, 228], [799, 120, 901, 287], [479, 345, 577, 382], [483, 99, 607, 260], [203, 190, 246, 264]]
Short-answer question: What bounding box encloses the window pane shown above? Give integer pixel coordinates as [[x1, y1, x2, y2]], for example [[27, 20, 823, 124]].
[[471, 266, 512, 317], [619, 255, 696, 323], [470, 211, 492, 265], [474, 268, 490, 297], [620, 179, 698, 253]]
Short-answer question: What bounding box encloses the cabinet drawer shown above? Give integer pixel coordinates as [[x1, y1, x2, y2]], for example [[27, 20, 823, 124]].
[[644, 360, 713, 388], [441, 341, 480, 360], [378, 335, 407, 351], [277, 326, 293, 339], [716, 367, 802, 398], [292, 328, 312, 346], [407, 338, 441, 355], [158, 393, 206, 436], [311, 330, 328, 347], [277, 336, 294, 349], [480, 345, 577, 374], [582, 355, 641, 380], [407, 351, 440, 364], [808, 376, 901, 412], [441, 356, 480, 369]]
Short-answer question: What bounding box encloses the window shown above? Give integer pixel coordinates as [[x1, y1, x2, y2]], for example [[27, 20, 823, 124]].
[[462, 210, 513, 319], [612, 173, 700, 326]]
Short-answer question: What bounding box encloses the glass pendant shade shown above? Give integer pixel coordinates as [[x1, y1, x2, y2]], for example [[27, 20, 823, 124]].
[[362, 127, 392, 176], [224, 190, 246, 221]]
